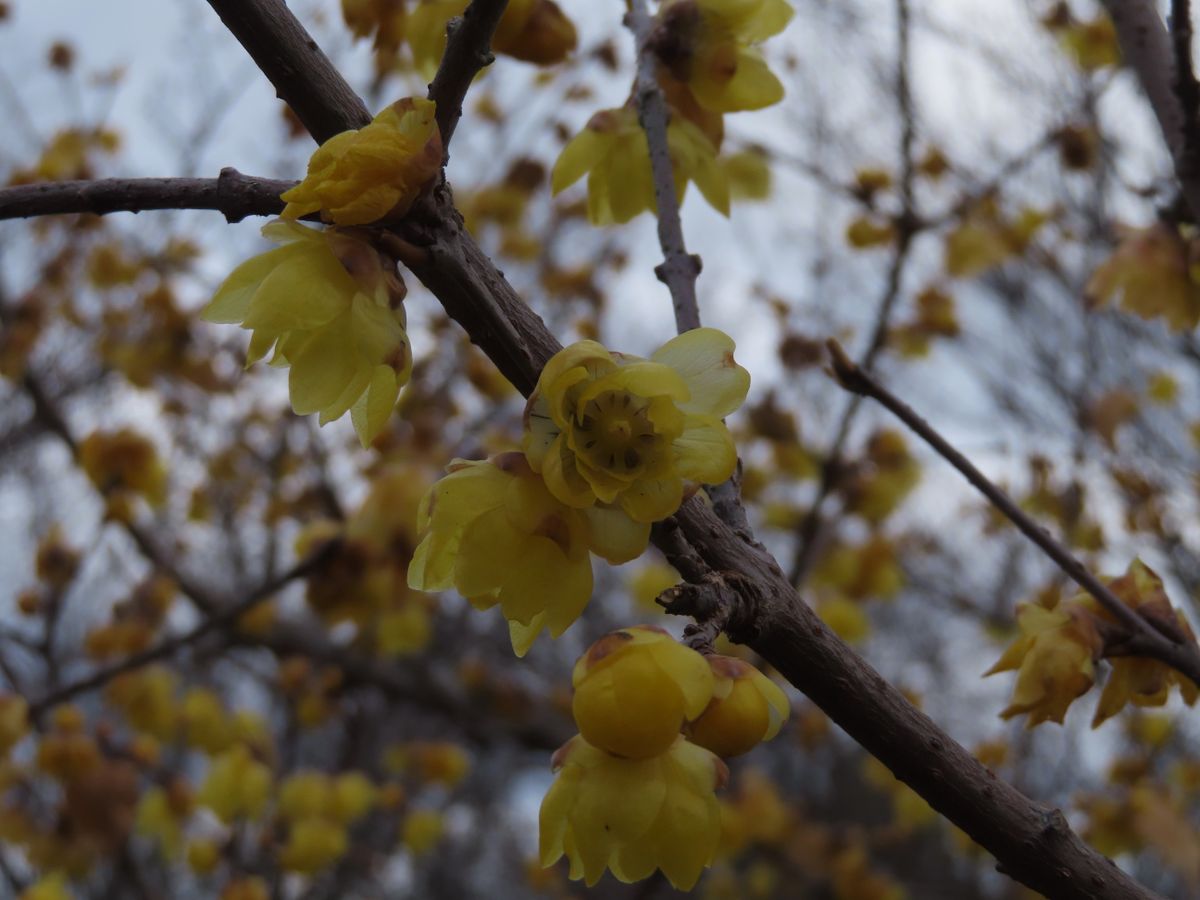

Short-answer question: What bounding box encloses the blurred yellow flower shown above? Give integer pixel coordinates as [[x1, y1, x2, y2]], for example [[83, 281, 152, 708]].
[[551, 105, 729, 224]]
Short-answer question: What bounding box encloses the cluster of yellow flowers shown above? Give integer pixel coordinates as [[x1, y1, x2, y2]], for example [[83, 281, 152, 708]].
[[553, 0, 792, 224], [986, 560, 1199, 727], [203, 98, 441, 447], [540, 626, 788, 888], [410, 327, 750, 654]]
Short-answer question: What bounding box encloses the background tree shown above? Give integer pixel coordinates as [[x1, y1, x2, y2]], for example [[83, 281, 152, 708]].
[[1, 0, 1200, 898]]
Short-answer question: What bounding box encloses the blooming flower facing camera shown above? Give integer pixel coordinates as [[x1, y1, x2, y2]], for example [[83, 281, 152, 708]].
[[522, 327, 750, 522]]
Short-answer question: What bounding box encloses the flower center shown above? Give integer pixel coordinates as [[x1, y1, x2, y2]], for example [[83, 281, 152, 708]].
[[574, 390, 658, 476]]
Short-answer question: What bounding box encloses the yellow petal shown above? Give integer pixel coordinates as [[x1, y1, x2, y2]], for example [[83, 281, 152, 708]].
[[674, 415, 738, 484], [287, 313, 360, 416], [350, 364, 400, 447], [583, 506, 650, 564], [454, 507, 529, 598], [619, 476, 684, 523], [650, 328, 750, 417]]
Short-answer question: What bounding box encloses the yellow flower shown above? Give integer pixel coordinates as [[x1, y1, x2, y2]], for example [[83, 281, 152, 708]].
[[985, 602, 1102, 726], [540, 735, 727, 889], [571, 626, 714, 759], [198, 745, 272, 824], [522, 328, 750, 522], [687, 656, 789, 757], [19, 873, 72, 900], [280, 97, 441, 225], [0, 694, 29, 756], [280, 818, 349, 873], [203, 221, 411, 447], [1084, 559, 1200, 726], [402, 809, 445, 855], [407, 0, 576, 77], [551, 105, 729, 224], [408, 452, 650, 655], [78, 428, 167, 506], [654, 0, 793, 113]]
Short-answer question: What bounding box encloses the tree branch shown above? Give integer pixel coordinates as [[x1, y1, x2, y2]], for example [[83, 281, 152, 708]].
[[788, 0, 918, 585], [626, 0, 702, 333], [826, 338, 1200, 689], [1100, 0, 1200, 219], [12, 1, 1162, 895], [205, 0, 371, 142], [427, 0, 509, 155], [0, 169, 292, 223], [27, 543, 337, 720]]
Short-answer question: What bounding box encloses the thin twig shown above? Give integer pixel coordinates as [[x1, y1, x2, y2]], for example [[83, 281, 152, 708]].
[[626, 0, 702, 333], [27, 542, 338, 720], [788, 0, 918, 585], [826, 338, 1200, 688], [427, 0, 509, 155]]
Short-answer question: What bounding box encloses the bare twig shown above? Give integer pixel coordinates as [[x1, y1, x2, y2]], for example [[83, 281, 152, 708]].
[[28, 543, 338, 720], [626, 0, 703, 333], [788, 0, 918, 585], [826, 338, 1200, 688], [1172, 0, 1200, 181], [427, 0, 510, 155]]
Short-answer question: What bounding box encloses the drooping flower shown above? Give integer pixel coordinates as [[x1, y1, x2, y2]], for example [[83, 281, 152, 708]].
[[984, 601, 1102, 726], [551, 105, 729, 224], [407, 453, 650, 655], [522, 328, 750, 522], [687, 655, 789, 757], [540, 734, 727, 889], [202, 221, 411, 447], [1083, 559, 1200, 727], [280, 97, 441, 226], [197, 745, 272, 824], [571, 626, 714, 759], [653, 0, 793, 113]]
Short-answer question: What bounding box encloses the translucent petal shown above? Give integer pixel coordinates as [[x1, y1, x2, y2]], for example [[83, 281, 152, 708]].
[[651, 328, 750, 417], [674, 415, 738, 484], [287, 313, 360, 416], [552, 128, 608, 194], [202, 244, 296, 324], [499, 536, 593, 634], [619, 476, 685, 523], [583, 506, 651, 564], [350, 364, 400, 447], [455, 507, 529, 598]]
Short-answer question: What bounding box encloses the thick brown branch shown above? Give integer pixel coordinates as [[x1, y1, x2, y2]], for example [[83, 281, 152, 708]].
[[0, 169, 292, 223], [427, 0, 509, 154], [627, 0, 702, 333], [827, 338, 1200, 689], [1100, 0, 1200, 219], [205, 0, 371, 142]]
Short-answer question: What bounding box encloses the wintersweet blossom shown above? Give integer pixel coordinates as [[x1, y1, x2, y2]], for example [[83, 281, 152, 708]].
[[687, 655, 789, 757], [202, 221, 411, 447], [407, 453, 650, 655], [551, 105, 729, 224], [571, 626, 714, 759], [522, 328, 750, 522], [540, 735, 727, 889], [280, 97, 441, 226], [654, 0, 793, 113]]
